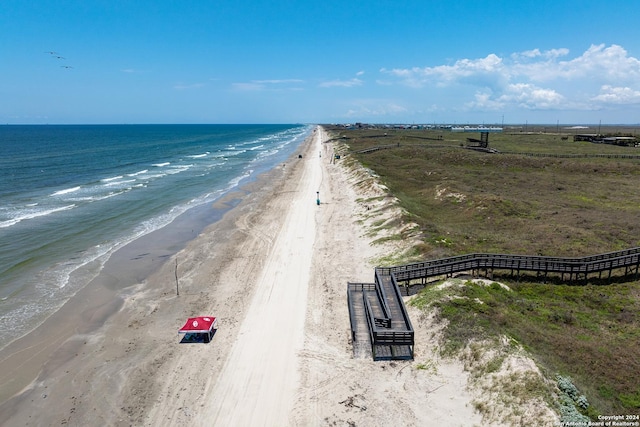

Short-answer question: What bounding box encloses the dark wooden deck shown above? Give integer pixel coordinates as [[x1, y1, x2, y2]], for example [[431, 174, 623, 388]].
[[347, 273, 414, 361], [348, 247, 640, 361]]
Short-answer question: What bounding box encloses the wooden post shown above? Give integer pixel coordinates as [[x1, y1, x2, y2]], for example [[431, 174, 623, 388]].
[[175, 258, 179, 296]]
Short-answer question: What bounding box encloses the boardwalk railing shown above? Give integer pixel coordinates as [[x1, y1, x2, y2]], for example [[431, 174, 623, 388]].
[[375, 268, 414, 335], [347, 274, 415, 360], [380, 247, 640, 286], [347, 282, 377, 345]]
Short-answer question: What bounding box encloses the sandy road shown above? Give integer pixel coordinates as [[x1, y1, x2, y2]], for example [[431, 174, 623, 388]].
[[198, 127, 323, 426]]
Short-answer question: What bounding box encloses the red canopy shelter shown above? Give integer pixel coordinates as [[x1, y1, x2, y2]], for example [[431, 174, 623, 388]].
[[179, 316, 217, 343]]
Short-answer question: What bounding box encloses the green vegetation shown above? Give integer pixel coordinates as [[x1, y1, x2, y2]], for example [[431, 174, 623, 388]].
[[410, 279, 640, 415], [327, 125, 640, 416], [330, 126, 640, 257]]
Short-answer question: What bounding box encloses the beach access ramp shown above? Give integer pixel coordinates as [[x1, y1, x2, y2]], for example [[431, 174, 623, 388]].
[[347, 268, 414, 361]]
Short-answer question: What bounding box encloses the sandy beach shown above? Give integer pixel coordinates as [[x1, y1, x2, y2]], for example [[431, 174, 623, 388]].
[[0, 126, 486, 426]]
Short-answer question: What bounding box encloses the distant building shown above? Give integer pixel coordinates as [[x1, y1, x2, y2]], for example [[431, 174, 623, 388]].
[[451, 126, 503, 133], [573, 134, 600, 142], [574, 134, 638, 146], [602, 136, 637, 146]]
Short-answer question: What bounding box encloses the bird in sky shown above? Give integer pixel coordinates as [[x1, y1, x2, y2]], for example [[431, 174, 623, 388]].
[[45, 51, 66, 59], [45, 51, 73, 68]]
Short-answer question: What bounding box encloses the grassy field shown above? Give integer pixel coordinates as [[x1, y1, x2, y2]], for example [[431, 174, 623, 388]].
[[326, 125, 640, 417]]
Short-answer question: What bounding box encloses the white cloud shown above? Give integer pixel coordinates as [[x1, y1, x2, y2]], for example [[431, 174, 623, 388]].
[[503, 83, 565, 109], [381, 54, 505, 88], [518, 48, 542, 58], [467, 83, 574, 112], [514, 44, 640, 82], [569, 44, 640, 81], [511, 48, 569, 61], [592, 85, 640, 104], [380, 44, 640, 114], [174, 82, 205, 90], [319, 78, 363, 88], [342, 100, 407, 118], [232, 82, 264, 91], [121, 68, 150, 74], [253, 79, 304, 84], [231, 79, 304, 91], [465, 91, 506, 111]]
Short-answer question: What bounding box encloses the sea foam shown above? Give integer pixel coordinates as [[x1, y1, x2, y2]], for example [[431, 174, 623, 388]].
[[51, 186, 81, 196], [0, 204, 76, 228]]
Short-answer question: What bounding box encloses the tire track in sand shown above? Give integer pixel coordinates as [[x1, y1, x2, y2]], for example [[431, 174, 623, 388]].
[[198, 127, 323, 426]]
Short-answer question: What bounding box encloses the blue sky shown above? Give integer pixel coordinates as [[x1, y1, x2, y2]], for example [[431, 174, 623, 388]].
[[1, 0, 639, 124]]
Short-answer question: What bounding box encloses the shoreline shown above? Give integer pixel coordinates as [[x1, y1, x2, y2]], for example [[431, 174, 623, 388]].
[[0, 129, 310, 414], [0, 124, 310, 353]]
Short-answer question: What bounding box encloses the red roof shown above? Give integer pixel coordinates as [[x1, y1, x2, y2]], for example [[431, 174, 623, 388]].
[[178, 316, 217, 334]]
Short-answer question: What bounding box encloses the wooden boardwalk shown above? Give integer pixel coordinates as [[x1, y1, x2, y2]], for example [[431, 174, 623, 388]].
[[348, 247, 640, 361], [347, 272, 414, 361], [379, 247, 640, 288]]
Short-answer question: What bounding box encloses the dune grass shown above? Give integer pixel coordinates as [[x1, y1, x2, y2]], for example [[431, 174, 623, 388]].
[[326, 125, 640, 416]]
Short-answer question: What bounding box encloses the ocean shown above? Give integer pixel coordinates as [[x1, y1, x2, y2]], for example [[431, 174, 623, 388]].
[[0, 124, 312, 350]]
